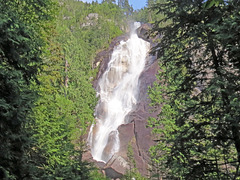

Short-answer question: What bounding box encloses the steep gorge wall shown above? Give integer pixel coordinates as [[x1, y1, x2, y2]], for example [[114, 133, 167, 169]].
[[83, 24, 159, 178]]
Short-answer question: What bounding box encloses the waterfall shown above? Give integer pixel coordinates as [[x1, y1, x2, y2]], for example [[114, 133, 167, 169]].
[[88, 22, 150, 163]]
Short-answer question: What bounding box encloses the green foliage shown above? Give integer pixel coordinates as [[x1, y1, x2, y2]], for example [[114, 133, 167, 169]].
[[131, 0, 170, 26], [0, 0, 56, 179], [121, 141, 147, 180], [118, 0, 133, 16], [204, 0, 224, 9], [28, 0, 127, 179], [147, 0, 167, 23], [127, 141, 136, 170], [89, 169, 110, 180], [132, 8, 149, 23], [1, 0, 127, 179], [149, 0, 240, 179]]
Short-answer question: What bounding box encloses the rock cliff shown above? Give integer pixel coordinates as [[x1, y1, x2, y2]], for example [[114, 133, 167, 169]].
[[83, 24, 159, 178]]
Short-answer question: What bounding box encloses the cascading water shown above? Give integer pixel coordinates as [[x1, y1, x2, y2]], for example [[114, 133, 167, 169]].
[[88, 22, 150, 163]]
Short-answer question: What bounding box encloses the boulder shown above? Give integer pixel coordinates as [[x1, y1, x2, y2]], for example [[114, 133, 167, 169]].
[[82, 13, 99, 27], [102, 123, 134, 178], [136, 23, 152, 42], [86, 13, 99, 20], [137, 23, 162, 46], [104, 154, 129, 179]]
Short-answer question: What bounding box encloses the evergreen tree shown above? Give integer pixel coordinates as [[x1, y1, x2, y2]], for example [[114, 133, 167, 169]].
[[118, 0, 133, 16], [0, 0, 135, 179], [0, 0, 56, 179], [122, 141, 147, 180], [30, 0, 125, 179], [102, 0, 116, 4], [149, 0, 240, 179]]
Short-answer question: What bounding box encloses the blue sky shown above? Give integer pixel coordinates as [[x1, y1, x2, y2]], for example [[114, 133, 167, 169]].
[[80, 0, 148, 10]]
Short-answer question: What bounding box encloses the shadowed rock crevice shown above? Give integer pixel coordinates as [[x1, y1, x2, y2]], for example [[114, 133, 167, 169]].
[[133, 121, 142, 157]]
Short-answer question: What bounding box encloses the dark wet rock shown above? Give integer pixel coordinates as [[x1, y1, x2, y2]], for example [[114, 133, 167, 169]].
[[126, 59, 160, 177], [104, 154, 129, 179], [137, 23, 162, 47], [136, 23, 152, 42], [92, 33, 130, 89], [102, 130, 119, 162], [100, 123, 134, 179], [85, 23, 160, 178], [118, 123, 135, 154], [99, 59, 159, 178]]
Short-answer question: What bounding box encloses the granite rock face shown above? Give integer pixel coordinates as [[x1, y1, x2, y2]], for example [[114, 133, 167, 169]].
[[92, 33, 130, 88], [136, 23, 152, 42], [84, 24, 159, 178]]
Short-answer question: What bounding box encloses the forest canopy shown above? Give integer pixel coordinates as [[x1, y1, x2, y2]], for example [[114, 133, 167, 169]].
[[1, 0, 240, 179], [148, 0, 240, 179], [0, 0, 127, 179]]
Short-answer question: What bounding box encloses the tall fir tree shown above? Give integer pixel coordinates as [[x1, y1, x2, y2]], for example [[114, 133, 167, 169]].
[[149, 0, 240, 179], [0, 0, 56, 179]]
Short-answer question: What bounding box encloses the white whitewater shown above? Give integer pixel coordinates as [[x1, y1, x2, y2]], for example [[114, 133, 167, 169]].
[[88, 22, 150, 163]]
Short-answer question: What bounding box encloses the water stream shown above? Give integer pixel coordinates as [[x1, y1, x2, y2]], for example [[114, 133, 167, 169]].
[[88, 22, 150, 163]]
